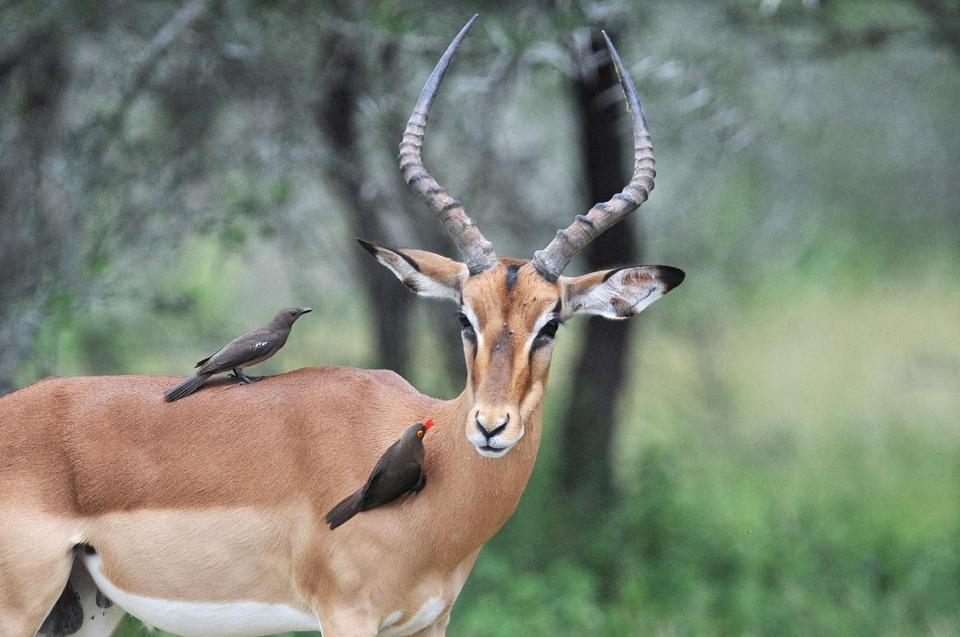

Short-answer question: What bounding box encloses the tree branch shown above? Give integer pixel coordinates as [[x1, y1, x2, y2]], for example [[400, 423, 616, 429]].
[[724, 2, 928, 61], [74, 0, 212, 160], [912, 0, 960, 61]]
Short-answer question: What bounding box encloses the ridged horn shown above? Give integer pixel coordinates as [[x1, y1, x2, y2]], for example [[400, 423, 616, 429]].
[[398, 14, 496, 275], [531, 31, 655, 282]]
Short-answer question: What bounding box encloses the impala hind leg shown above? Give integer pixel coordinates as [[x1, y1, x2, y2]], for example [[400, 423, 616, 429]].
[[0, 539, 73, 637], [38, 580, 83, 634], [57, 556, 127, 637]]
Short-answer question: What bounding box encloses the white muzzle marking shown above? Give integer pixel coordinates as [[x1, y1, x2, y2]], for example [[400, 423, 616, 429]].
[[467, 426, 524, 458]]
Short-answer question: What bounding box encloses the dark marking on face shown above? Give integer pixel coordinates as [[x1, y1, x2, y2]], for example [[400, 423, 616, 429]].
[[493, 329, 510, 352], [506, 264, 520, 290], [552, 299, 562, 315]]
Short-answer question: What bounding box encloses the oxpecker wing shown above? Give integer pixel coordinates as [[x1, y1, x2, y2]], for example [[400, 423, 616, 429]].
[[163, 306, 312, 402], [195, 329, 279, 375]]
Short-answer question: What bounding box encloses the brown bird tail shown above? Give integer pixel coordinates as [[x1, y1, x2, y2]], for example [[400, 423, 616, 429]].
[[325, 490, 364, 530], [163, 373, 209, 402]]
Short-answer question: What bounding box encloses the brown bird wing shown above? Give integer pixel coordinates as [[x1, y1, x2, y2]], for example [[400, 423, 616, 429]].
[[360, 440, 424, 510], [196, 328, 278, 375], [356, 449, 392, 502]]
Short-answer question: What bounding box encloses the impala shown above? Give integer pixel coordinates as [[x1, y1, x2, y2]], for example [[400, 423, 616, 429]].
[[0, 16, 683, 637]]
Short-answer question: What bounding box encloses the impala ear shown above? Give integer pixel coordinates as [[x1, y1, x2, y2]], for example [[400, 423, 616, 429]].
[[357, 239, 468, 301], [560, 265, 685, 320]]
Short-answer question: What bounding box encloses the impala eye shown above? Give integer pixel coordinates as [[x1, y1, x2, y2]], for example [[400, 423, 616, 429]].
[[538, 319, 560, 340], [533, 319, 560, 347], [457, 311, 475, 334]]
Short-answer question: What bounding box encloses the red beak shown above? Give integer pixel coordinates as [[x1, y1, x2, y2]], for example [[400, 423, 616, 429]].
[[423, 418, 436, 430]]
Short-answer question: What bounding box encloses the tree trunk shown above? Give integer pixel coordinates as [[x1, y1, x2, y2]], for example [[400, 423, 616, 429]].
[[558, 29, 641, 506], [0, 4, 210, 394], [0, 28, 67, 394], [313, 36, 413, 375]]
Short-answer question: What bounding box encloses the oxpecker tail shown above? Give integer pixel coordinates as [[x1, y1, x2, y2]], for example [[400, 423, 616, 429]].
[[325, 490, 364, 530], [164, 373, 209, 402]]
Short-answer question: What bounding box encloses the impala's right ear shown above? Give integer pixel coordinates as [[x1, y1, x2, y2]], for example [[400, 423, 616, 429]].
[[357, 239, 468, 301]]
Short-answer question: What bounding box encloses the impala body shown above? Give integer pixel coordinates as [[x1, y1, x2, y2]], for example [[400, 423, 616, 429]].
[[0, 17, 683, 637]]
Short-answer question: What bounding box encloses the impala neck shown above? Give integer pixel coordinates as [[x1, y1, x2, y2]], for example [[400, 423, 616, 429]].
[[419, 390, 543, 566]]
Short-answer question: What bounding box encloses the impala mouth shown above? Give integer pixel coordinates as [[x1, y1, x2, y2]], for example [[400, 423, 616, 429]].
[[475, 443, 511, 458], [466, 406, 525, 458], [468, 427, 523, 458]]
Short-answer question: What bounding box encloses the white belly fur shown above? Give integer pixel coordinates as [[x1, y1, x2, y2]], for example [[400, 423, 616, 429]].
[[82, 553, 322, 637]]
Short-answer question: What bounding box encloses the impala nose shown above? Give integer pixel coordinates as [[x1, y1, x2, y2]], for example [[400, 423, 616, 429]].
[[475, 413, 509, 439]]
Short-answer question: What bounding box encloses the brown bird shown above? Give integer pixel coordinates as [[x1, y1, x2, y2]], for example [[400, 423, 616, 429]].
[[163, 306, 312, 402], [326, 419, 435, 530]]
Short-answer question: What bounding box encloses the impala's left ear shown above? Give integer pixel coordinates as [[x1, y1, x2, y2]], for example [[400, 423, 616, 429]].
[[357, 239, 468, 302], [560, 265, 685, 320]]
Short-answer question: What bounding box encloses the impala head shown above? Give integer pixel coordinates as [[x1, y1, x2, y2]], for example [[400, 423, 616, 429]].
[[361, 16, 684, 458]]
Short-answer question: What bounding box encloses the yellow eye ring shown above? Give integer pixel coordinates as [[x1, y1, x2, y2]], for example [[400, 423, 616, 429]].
[[417, 430, 424, 437]]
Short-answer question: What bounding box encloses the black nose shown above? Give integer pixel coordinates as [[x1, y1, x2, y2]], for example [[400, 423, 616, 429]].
[[475, 414, 509, 439]]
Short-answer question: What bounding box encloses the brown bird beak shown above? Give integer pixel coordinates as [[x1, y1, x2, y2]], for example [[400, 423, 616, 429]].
[[299, 307, 313, 315]]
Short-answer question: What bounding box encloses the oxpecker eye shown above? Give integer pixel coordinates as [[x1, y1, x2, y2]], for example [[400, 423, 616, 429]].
[[417, 430, 424, 438]]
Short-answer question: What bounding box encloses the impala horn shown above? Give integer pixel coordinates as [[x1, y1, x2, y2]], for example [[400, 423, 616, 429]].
[[531, 31, 656, 282], [399, 14, 496, 275]]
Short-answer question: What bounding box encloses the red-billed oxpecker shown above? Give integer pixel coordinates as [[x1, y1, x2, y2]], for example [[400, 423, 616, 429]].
[[326, 419, 435, 530]]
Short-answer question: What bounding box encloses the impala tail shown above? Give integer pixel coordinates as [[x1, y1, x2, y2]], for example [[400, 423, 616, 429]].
[[325, 489, 363, 530], [163, 373, 208, 402]]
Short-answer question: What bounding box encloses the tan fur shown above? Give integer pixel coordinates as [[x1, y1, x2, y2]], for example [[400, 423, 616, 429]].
[[0, 254, 677, 636]]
